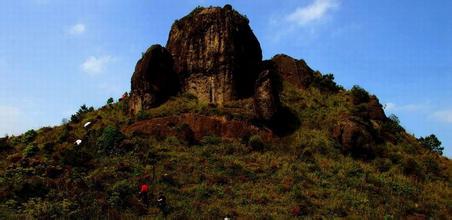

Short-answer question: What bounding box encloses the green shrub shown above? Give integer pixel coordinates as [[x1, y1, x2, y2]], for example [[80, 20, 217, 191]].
[[22, 129, 37, 143], [71, 104, 94, 123], [374, 158, 392, 172], [107, 180, 134, 209], [418, 134, 444, 155], [311, 73, 343, 92], [248, 135, 265, 151], [107, 97, 114, 105], [383, 114, 404, 133], [136, 110, 150, 121], [96, 126, 124, 154], [23, 145, 39, 157], [402, 157, 424, 177], [350, 85, 370, 103], [201, 135, 222, 145], [0, 137, 10, 151]]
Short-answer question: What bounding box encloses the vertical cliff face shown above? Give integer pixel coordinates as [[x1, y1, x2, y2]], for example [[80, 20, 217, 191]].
[[166, 5, 262, 105], [130, 45, 179, 114]]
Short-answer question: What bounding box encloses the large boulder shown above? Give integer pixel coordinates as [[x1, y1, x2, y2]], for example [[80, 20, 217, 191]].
[[166, 5, 262, 105], [130, 45, 179, 114], [332, 119, 377, 158], [271, 54, 315, 89]]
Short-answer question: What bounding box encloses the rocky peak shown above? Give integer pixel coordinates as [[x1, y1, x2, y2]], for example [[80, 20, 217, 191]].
[[271, 54, 315, 89], [166, 5, 262, 105], [130, 44, 179, 114]]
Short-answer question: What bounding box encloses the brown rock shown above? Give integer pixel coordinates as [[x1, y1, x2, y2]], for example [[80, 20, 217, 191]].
[[166, 5, 262, 105], [332, 119, 375, 156], [130, 44, 179, 114], [123, 113, 273, 143], [367, 95, 386, 121], [254, 69, 281, 120], [271, 54, 315, 89]]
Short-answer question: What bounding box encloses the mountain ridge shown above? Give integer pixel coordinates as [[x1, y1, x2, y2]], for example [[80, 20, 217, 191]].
[[0, 5, 450, 219]]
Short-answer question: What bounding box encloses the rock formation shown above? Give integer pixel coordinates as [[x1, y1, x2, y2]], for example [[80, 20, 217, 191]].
[[271, 54, 315, 89], [130, 45, 179, 114], [254, 66, 281, 121], [124, 113, 273, 143], [166, 5, 262, 105]]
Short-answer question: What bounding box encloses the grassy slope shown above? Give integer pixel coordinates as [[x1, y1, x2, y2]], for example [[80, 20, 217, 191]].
[[0, 81, 451, 219]]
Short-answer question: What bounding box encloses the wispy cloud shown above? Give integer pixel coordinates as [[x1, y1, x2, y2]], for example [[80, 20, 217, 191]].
[[81, 56, 113, 75], [286, 0, 340, 26], [431, 110, 452, 123], [384, 102, 428, 112], [68, 23, 86, 35], [266, 0, 341, 43]]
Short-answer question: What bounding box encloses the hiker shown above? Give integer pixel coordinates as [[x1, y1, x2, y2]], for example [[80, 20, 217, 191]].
[[139, 183, 149, 207], [157, 192, 168, 216]]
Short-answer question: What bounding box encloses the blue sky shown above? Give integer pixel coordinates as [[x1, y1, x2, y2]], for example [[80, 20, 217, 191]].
[[0, 0, 451, 156]]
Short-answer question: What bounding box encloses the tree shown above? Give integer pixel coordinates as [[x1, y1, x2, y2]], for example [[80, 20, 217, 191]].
[[107, 97, 114, 105], [418, 134, 444, 155], [350, 85, 370, 104]]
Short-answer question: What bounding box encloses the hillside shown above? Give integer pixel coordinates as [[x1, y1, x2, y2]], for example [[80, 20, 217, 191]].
[[0, 5, 451, 219]]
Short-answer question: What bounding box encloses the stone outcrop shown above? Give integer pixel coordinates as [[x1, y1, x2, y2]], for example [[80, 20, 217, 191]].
[[123, 113, 273, 143], [254, 69, 281, 121], [166, 5, 262, 105], [332, 119, 375, 155], [271, 54, 315, 89], [367, 95, 386, 121], [130, 45, 179, 114]]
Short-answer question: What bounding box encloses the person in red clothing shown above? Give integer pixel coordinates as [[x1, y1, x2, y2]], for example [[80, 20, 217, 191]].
[[139, 183, 149, 207]]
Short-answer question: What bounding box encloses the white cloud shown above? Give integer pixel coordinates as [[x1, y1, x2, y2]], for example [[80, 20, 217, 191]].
[[81, 56, 113, 75], [384, 102, 428, 112], [286, 0, 339, 26], [68, 23, 86, 35], [432, 110, 452, 123]]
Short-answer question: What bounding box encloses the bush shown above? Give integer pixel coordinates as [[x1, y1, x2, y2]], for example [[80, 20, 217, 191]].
[[71, 104, 94, 123], [248, 135, 265, 151], [136, 110, 150, 121], [107, 97, 114, 105], [22, 129, 37, 143], [402, 157, 424, 177], [107, 180, 134, 209], [201, 136, 222, 145], [23, 145, 39, 157], [374, 158, 392, 172], [383, 114, 404, 133], [350, 85, 370, 104], [418, 134, 444, 155], [0, 137, 11, 151], [96, 126, 124, 154], [311, 73, 343, 92]]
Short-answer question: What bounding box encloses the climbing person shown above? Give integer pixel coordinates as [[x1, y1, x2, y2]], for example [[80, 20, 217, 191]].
[[157, 192, 168, 216], [139, 183, 149, 207]]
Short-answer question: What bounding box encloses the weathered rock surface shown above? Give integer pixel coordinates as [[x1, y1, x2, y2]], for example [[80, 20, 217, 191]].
[[166, 5, 262, 105], [332, 119, 376, 157], [123, 113, 273, 143], [254, 69, 281, 120], [271, 54, 315, 89], [130, 45, 179, 114], [367, 95, 386, 121]]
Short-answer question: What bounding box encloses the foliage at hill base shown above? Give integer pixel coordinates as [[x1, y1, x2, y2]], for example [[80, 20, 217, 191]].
[[0, 81, 451, 219]]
